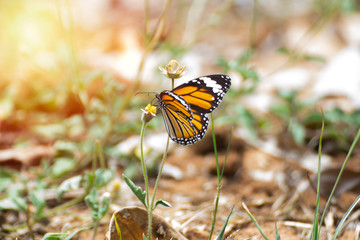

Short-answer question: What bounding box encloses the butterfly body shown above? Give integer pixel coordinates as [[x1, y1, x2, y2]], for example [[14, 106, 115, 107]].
[[156, 74, 231, 145]]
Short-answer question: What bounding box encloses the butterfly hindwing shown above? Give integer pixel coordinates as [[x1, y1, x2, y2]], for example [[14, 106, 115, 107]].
[[156, 74, 231, 145], [161, 105, 201, 145]]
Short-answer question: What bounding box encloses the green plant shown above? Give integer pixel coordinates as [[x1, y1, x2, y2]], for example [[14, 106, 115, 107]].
[[270, 90, 314, 145], [304, 108, 360, 153], [311, 127, 360, 239], [243, 109, 360, 240], [217, 50, 260, 94], [216, 52, 260, 141]]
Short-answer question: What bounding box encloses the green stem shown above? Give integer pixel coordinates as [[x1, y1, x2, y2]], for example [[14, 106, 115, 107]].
[[150, 137, 171, 210], [140, 121, 150, 210], [43, 193, 88, 218], [208, 113, 219, 240], [140, 120, 151, 239], [151, 137, 170, 206], [249, 0, 258, 49], [91, 219, 99, 240], [26, 195, 35, 240], [311, 108, 324, 240], [96, 140, 106, 170], [147, 136, 170, 239]]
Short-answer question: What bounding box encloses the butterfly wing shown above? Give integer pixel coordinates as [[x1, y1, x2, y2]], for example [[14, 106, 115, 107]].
[[157, 74, 231, 145], [157, 91, 203, 145], [171, 74, 231, 113]]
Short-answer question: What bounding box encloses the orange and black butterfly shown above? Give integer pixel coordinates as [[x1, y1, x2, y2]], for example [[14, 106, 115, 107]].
[[156, 74, 231, 145]]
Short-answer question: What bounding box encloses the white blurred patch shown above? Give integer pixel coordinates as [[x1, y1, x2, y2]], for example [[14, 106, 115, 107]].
[[312, 46, 360, 107], [265, 68, 311, 91], [340, 15, 360, 45], [250, 170, 274, 182], [299, 152, 332, 173], [161, 163, 183, 180]]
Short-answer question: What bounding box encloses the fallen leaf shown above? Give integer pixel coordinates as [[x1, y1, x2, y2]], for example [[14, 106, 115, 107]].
[[310, 166, 360, 198], [106, 206, 188, 240], [0, 145, 55, 169]]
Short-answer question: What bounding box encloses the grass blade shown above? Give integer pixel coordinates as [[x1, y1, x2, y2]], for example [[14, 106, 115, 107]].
[[318, 128, 360, 235], [332, 195, 360, 239], [208, 113, 233, 240], [311, 107, 325, 240], [242, 202, 269, 240], [114, 215, 122, 240], [215, 207, 233, 240], [275, 222, 281, 240]]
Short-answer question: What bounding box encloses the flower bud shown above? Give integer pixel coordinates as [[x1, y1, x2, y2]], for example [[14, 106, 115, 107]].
[[159, 60, 186, 79], [141, 104, 157, 123]]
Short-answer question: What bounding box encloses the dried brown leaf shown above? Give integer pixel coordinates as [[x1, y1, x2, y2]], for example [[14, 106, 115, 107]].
[[106, 206, 188, 240], [310, 166, 360, 199], [0, 145, 55, 169]]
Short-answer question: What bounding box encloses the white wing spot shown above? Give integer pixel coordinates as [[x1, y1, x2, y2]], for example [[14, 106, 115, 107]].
[[200, 77, 222, 93]]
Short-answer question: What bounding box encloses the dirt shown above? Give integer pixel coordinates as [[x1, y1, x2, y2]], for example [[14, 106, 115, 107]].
[[96, 132, 359, 240]]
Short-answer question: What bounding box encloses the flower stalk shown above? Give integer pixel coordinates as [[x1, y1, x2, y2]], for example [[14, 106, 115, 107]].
[[140, 60, 178, 239]]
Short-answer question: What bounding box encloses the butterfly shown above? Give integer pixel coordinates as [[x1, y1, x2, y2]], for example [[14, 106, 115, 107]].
[[156, 74, 231, 145]]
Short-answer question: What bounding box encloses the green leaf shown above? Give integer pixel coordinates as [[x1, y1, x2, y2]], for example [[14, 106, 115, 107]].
[[98, 192, 111, 219], [0, 168, 13, 193], [235, 49, 254, 65], [57, 175, 83, 200], [0, 198, 26, 211], [270, 105, 291, 119], [41, 233, 67, 240], [54, 140, 79, 154], [122, 174, 147, 208], [277, 47, 291, 55], [95, 169, 114, 188], [85, 188, 99, 220], [277, 90, 296, 101], [142, 234, 148, 240], [29, 189, 46, 220], [85, 171, 95, 191], [234, 106, 258, 141], [216, 57, 230, 73], [11, 197, 27, 212], [33, 124, 66, 139], [155, 199, 172, 209], [289, 118, 305, 144], [215, 207, 233, 240], [50, 158, 76, 178]]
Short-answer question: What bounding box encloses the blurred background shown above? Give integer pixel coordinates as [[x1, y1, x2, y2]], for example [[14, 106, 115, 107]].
[[1, 0, 360, 239], [1, 0, 360, 156]]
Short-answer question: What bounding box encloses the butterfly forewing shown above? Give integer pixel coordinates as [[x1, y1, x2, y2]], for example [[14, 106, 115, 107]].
[[158, 91, 193, 120], [172, 74, 231, 113], [156, 74, 231, 145]]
